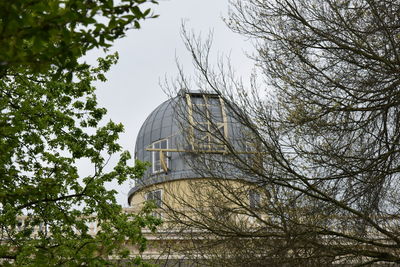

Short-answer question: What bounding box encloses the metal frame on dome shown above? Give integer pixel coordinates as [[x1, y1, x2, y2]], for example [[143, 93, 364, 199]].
[[144, 92, 230, 173], [185, 92, 229, 152]]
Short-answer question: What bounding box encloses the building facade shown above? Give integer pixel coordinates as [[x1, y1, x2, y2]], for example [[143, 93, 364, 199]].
[[127, 90, 265, 265]]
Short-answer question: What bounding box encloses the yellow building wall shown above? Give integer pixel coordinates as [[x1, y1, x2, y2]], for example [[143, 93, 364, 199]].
[[127, 178, 269, 263], [129, 178, 266, 216]]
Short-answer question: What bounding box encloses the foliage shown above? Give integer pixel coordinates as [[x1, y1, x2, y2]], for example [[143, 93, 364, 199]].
[[164, 0, 400, 265], [0, 0, 160, 265], [0, 0, 157, 75]]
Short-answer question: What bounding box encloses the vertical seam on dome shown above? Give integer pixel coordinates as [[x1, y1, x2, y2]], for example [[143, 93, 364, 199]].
[[148, 103, 164, 143], [169, 99, 175, 172], [158, 98, 170, 139], [135, 103, 162, 162]]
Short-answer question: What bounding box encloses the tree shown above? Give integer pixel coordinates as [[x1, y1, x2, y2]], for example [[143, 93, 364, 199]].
[[0, 0, 157, 75], [163, 0, 400, 265], [0, 1, 160, 265]]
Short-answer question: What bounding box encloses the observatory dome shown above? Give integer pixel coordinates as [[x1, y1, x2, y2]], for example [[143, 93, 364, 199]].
[[127, 90, 244, 203]]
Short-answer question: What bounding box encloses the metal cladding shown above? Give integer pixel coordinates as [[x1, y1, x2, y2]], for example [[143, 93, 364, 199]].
[[127, 90, 245, 204]]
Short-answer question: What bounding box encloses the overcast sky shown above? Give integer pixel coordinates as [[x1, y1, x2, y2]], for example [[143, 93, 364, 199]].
[[84, 0, 254, 206]]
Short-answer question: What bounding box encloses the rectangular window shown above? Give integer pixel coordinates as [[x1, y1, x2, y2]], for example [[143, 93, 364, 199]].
[[249, 189, 261, 209], [152, 139, 169, 173], [186, 93, 228, 152], [146, 189, 162, 208]]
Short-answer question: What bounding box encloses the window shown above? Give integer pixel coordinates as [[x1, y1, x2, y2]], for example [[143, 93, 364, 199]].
[[17, 220, 23, 231], [186, 93, 228, 152], [152, 139, 169, 173], [38, 222, 44, 233], [249, 189, 261, 209], [145, 189, 162, 208]]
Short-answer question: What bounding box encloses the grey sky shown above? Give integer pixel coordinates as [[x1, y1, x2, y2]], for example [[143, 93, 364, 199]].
[[84, 0, 253, 206]]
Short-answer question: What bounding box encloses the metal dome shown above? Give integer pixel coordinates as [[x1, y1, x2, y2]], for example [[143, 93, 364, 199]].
[[127, 90, 245, 203]]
